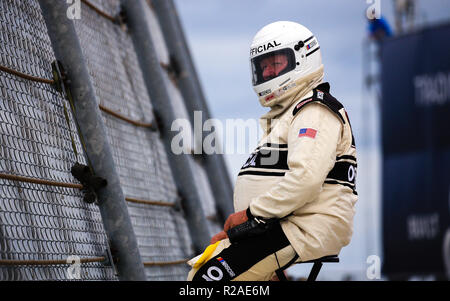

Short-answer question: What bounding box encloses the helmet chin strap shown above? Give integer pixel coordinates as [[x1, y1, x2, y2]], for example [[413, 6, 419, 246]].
[[258, 65, 324, 134]]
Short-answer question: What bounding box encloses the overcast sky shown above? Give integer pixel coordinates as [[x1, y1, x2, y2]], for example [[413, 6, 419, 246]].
[[174, 0, 450, 279]]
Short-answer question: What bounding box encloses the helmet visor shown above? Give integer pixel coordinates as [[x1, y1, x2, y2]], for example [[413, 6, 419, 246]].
[[251, 48, 296, 86]]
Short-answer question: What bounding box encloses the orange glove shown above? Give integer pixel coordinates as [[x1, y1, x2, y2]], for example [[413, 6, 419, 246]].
[[223, 209, 249, 232], [210, 231, 228, 244]]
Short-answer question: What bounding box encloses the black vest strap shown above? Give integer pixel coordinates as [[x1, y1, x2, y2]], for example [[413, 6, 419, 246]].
[[292, 83, 346, 125]]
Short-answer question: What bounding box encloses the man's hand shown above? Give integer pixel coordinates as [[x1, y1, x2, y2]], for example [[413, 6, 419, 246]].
[[223, 209, 248, 232], [209, 209, 250, 244], [210, 231, 227, 244]]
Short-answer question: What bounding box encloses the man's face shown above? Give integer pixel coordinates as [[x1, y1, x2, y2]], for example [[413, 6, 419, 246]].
[[259, 54, 289, 81]]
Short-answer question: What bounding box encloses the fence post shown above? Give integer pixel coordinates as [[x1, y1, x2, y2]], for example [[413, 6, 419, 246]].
[[121, 0, 212, 252], [151, 0, 235, 221], [38, 0, 146, 281]]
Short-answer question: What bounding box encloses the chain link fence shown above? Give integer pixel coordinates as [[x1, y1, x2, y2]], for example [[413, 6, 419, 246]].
[[0, 0, 116, 280], [0, 0, 227, 280]]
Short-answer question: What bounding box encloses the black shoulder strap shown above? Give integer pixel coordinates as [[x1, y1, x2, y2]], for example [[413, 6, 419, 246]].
[[292, 82, 346, 124]]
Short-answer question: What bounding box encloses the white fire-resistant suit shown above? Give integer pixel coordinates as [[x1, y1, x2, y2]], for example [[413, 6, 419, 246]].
[[187, 67, 358, 280], [234, 80, 358, 262]]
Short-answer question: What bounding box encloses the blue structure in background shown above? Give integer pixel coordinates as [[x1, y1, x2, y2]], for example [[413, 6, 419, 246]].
[[368, 16, 393, 42], [380, 23, 450, 278]]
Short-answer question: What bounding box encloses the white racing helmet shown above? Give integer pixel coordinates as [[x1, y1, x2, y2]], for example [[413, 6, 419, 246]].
[[250, 21, 323, 106]]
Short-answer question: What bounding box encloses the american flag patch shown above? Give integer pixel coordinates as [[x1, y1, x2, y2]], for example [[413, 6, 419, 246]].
[[298, 128, 317, 138]]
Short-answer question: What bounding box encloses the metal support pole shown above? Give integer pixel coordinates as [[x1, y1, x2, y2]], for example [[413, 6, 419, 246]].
[[152, 0, 235, 221], [38, 0, 146, 280], [121, 0, 212, 252]]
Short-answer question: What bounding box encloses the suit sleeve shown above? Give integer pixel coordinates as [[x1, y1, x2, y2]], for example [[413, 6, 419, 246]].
[[249, 103, 342, 218]]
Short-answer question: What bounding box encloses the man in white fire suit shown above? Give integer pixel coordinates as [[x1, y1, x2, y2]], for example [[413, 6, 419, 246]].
[[187, 21, 358, 281]]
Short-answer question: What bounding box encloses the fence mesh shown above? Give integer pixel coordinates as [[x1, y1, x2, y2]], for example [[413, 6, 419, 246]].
[[0, 0, 116, 280], [143, 2, 223, 236], [73, 0, 195, 280], [0, 0, 224, 281]]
